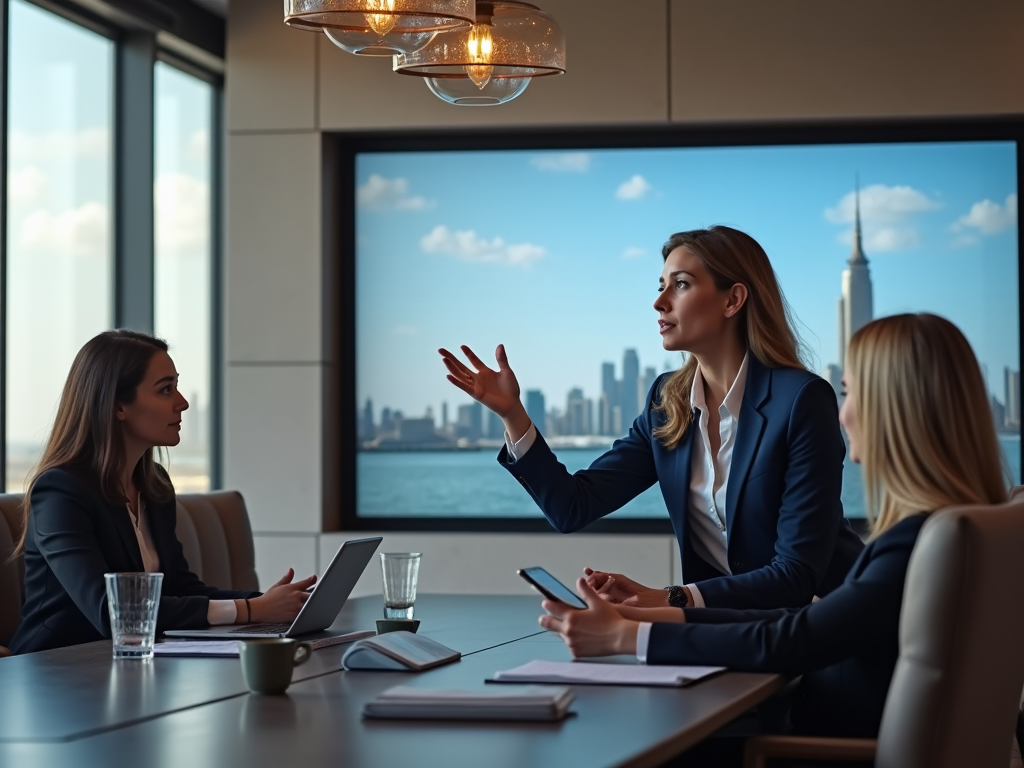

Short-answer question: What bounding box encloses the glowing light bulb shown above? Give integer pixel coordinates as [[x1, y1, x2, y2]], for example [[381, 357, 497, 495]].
[[364, 0, 397, 37], [464, 24, 494, 89]]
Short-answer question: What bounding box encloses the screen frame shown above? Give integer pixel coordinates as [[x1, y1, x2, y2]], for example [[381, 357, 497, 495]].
[[327, 116, 1024, 535]]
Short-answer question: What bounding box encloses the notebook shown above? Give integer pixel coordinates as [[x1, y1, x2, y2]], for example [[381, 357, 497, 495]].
[[152, 631, 375, 657], [341, 631, 461, 671], [489, 660, 726, 687], [363, 685, 575, 721]]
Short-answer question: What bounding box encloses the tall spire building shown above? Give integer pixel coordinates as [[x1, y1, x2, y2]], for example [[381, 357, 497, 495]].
[[837, 185, 874, 369]]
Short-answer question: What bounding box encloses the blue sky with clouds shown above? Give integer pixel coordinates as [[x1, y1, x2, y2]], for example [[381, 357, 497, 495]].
[[356, 141, 1019, 420]]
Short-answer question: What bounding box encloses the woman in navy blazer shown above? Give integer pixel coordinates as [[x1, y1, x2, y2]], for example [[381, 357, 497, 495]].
[[10, 330, 315, 654], [441, 226, 862, 610], [539, 313, 1009, 738]]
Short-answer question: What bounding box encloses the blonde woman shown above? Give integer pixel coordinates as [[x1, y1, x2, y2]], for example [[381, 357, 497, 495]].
[[440, 226, 863, 610], [539, 313, 1008, 738]]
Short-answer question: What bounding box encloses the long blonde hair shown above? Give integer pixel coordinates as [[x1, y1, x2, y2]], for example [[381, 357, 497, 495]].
[[846, 313, 1008, 537], [653, 226, 806, 449]]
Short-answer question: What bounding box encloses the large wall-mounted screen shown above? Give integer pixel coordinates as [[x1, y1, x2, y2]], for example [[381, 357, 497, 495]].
[[350, 130, 1020, 526]]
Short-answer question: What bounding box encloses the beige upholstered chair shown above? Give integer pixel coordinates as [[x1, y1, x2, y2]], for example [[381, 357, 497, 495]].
[[175, 491, 260, 592], [744, 499, 1024, 768], [0, 494, 25, 657], [0, 489, 259, 658]]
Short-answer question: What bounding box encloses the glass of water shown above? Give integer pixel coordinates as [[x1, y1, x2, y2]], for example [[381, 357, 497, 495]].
[[104, 572, 163, 660], [380, 553, 421, 620]]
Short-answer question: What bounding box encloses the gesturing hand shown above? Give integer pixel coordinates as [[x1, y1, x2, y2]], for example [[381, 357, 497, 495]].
[[438, 344, 523, 419], [250, 568, 317, 624], [583, 567, 669, 607], [538, 578, 639, 658]]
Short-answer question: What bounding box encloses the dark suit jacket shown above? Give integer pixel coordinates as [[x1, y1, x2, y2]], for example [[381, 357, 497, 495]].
[[10, 466, 259, 654], [649, 513, 929, 738], [499, 357, 864, 609]]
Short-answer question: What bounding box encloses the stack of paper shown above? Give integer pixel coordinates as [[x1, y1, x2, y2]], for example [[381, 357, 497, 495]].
[[362, 685, 575, 721], [491, 660, 725, 687]]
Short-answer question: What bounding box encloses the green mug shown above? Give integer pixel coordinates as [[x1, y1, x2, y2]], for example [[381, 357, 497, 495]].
[[238, 638, 312, 695]]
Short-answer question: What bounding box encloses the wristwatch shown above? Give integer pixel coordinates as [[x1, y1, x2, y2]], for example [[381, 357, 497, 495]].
[[665, 585, 690, 608]]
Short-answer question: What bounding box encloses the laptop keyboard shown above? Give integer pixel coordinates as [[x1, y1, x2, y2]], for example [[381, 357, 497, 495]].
[[229, 623, 293, 634]]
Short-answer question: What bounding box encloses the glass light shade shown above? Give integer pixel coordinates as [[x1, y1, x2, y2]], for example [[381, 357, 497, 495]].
[[425, 75, 529, 105], [324, 27, 437, 56], [394, 1, 565, 92], [283, 0, 475, 35]]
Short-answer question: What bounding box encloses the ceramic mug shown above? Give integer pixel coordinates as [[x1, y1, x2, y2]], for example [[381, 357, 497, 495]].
[[238, 638, 312, 694]]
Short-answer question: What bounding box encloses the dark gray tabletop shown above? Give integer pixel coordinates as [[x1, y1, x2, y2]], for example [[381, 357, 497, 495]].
[[0, 595, 784, 768], [0, 594, 544, 744]]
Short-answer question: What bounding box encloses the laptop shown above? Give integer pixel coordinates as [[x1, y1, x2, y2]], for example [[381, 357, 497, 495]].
[[164, 536, 382, 640]]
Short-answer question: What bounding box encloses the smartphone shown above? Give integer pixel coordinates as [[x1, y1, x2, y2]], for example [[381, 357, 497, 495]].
[[517, 566, 588, 610]]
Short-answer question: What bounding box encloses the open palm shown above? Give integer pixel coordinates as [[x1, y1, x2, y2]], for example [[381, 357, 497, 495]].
[[438, 344, 522, 418]]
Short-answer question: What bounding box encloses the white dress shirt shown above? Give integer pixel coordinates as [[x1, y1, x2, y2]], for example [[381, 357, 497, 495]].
[[125, 496, 237, 626]]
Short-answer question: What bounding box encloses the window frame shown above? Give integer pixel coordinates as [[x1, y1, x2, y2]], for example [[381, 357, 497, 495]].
[[0, 0, 225, 491], [329, 117, 1024, 535]]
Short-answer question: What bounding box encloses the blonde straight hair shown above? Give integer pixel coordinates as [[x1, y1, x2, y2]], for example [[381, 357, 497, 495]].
[[653, 226, 806, 450], [846, 313, 1008, 537]]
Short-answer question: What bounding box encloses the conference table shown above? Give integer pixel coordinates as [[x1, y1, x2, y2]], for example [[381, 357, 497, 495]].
[[0, 595, 784, 768]]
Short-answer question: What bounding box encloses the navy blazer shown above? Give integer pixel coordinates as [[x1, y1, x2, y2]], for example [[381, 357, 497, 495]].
[[10, 466, 259, 654], [499, 357, 864, 608], [648, 513, 929, 738]]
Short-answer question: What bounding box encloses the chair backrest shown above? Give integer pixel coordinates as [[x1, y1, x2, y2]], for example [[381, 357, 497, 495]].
[[0, 489, 259, 648], [0, 494, 25, 648], [175, 491, 259, 592], [877, 500, 1024, 768]]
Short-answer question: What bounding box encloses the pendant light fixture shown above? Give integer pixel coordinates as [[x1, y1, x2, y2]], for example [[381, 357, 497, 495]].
[[284, 1, 476, 57], [393, 1, 565, 106]]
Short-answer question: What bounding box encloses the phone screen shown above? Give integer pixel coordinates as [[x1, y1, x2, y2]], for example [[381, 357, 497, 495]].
[[518, 567, 588, 610]]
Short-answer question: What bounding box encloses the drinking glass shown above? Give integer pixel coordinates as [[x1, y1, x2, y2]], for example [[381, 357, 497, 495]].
[[380, 552, 421, 620], [104, 572, 163, 660]]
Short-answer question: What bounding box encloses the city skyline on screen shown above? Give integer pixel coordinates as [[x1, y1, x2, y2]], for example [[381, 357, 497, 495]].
[[355, 141, 1019, 429]]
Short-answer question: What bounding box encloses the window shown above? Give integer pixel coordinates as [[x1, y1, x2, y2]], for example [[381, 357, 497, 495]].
[[5, 0, 114, 491], [346, 130, 1021, 528], [154, 62, 215, 492]]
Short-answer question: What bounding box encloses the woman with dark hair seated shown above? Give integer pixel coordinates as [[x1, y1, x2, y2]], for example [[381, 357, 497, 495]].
[[538, 313, 1009, 740], [10, 330, 314, 654]]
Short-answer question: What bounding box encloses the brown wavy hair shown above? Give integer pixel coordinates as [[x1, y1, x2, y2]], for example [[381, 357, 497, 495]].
[[653, 226, 806, 449], [846, 313, 1008, 537], [13, 330, 175, 557]]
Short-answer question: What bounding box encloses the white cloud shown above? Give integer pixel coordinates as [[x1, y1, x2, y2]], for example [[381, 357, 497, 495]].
[[825, 183, 941, 252], [615, 174, 653, 200], [155, 172, 210, 256], [530, 153, 591, 172], [953, 193, 1017, 236], [9, 128, 109, 163], [9, 166, 48, 206], [866, 227, 920, 251], [357, 174, 431, 211], [621, 246, 647, 259], [825, 184, 941, 225], [185, 129, 210, 163], [19, 202, 110, 258], [420, 225, 544, 267]]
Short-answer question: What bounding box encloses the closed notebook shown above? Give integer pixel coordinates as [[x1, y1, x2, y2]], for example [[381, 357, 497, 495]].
[[342, 631, 461, 671], [363, 685, 574, 721], [490, 660, 725, 687]]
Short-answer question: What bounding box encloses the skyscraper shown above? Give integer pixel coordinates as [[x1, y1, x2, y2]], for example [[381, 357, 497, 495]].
[[1005, 367, 1021, 429], [566, 388, 591, 435], [837, 185, 874, 369], [525, 389, 546, 435], [621, 349, 640, 426]]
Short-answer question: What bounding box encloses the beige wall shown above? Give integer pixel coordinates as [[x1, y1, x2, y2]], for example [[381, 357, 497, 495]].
[[224, 0, 1024, 593]]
